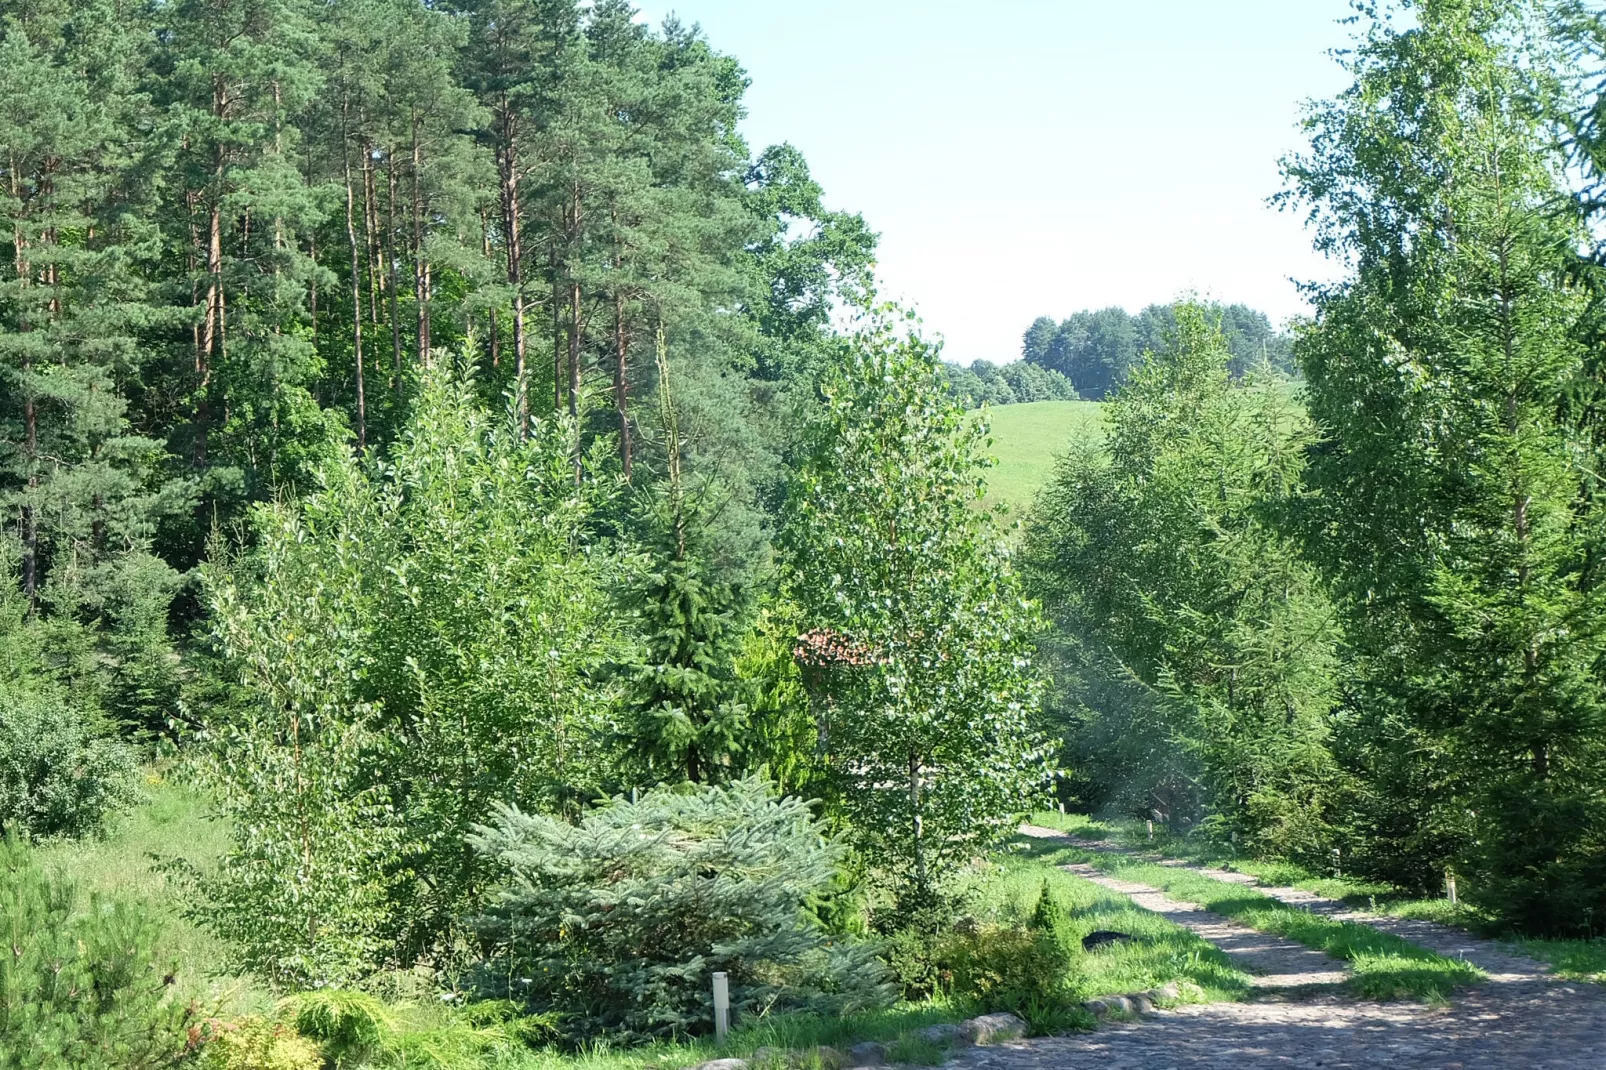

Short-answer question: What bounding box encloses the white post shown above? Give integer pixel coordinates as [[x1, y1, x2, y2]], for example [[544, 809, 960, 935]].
[[1146, 819, 1154, 841], [712, 971, 729, 1044], [1446, 873, 1458, 907], [1058, 802, 1066, 815]]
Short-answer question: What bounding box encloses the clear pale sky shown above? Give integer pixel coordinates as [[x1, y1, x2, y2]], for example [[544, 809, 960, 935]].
[[633, 0, 1358, 365]]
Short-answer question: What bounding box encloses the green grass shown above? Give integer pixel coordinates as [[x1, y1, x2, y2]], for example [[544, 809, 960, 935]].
[[1511, 937, 1606, 983], [35, 771, 275, 1015], [1011, 837, 1485, 1001], [977, 400, 1104, 515], [968, 842, 1253, 1005], [501, 1006, 970, 1070], [1026, 810, 1114, 839]]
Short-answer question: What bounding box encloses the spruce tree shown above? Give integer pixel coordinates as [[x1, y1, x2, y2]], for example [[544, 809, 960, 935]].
[[1284, 0, 1606, 925]]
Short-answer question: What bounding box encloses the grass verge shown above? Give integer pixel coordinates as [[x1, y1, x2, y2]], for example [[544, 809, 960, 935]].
[[1028, 811, 1606, 985], [1011, 836, 1484, 1001], [966, 842, 1253, 1005], [504, 1006, 970, 1070]]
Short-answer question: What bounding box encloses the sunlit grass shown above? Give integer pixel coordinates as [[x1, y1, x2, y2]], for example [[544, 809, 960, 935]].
[[977, 400, 1105, 516], [35, 771, 275, 1015], [1505, 938, 1606, 983]]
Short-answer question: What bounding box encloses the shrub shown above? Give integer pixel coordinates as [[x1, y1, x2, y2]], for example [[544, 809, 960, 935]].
[[0, 836, 192, 1069], [194, 1018, 323, 1070], [937, 920, 1082, 1035], [198, 370, 625, 982], [282, 989, 390, 1067], [467, 777, 892, 1044], [0, 684, 138, 839]]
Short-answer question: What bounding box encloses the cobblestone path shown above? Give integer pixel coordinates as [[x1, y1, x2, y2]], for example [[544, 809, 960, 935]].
[[948, 826, 1606, 1067]]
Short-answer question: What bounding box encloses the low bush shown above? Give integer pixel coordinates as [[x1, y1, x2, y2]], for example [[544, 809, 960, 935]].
[[193, 1018, 323, 1070], [282, 989, 390, 1067], [937, 919, 1082, 1034], [0, 684, 138, 839], [466, 777, 893, 1045], [0, 836, 193, 1069]]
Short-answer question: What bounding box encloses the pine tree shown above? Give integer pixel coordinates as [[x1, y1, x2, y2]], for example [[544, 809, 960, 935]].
[[0, 2, 190, 734], [146, 0, 328, 530]]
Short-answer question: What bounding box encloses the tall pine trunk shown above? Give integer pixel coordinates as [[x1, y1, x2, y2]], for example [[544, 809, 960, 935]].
[[361, 137, 382, 325], [495, 105, 528, 435], [11, 161, 35, 612], [410, 116, 430, 365], [342, 91, 366, 450], [614, 285, 630, 479], [386, 149, 403, 398]]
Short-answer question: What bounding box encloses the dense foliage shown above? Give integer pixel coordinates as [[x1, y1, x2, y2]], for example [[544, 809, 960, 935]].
[[1023, 305, 1340, 859], [0, 589, 137, 839], [196, 370, 622, 985], [940, 358, 1079, 408], [1021, 301, 1294, 399], [0, 0, 874, 752], [1280, 0, 1606, 926], [18, 1, 1606, 1064], [467, 778, 891, 1045], [1022, 0, 1606, 937]]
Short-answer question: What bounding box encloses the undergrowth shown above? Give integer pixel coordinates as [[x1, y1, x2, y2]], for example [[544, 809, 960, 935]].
[[35, 771, 274, 1015]]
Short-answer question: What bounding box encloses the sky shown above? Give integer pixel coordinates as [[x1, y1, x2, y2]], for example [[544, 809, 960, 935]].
[[632, 0, 1359, 365]]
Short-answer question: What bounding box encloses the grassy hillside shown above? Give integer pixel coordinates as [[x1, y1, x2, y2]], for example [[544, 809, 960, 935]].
[[979, 399, 1105, 515]]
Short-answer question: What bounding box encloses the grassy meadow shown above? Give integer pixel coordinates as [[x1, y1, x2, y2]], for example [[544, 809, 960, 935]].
[[977, 400, 1105, 515]]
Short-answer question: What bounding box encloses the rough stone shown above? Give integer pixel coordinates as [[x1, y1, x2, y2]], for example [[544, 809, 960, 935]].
[[963, 1013, 1028, 1044], [690, 1060, 747, 1070], [846, 1041, 886, 1066], [814, 1045, 849, 1070], [1081, 999, 1109, 1018], [917, 1023, 968, 1047], [749, 1049, 781, 1066]]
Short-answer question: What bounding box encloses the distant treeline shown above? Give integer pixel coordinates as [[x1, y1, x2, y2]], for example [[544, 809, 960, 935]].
[[940, 359, 1080, 408], [1022, 302, 1295, 399]]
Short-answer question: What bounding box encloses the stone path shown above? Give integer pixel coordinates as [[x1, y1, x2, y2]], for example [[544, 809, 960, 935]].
[[1020, 825, 1542, 984], [943, 826, 1606, 1067]]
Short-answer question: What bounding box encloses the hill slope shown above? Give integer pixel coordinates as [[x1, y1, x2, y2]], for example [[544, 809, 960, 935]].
[[979, 399, 1105, 515]]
